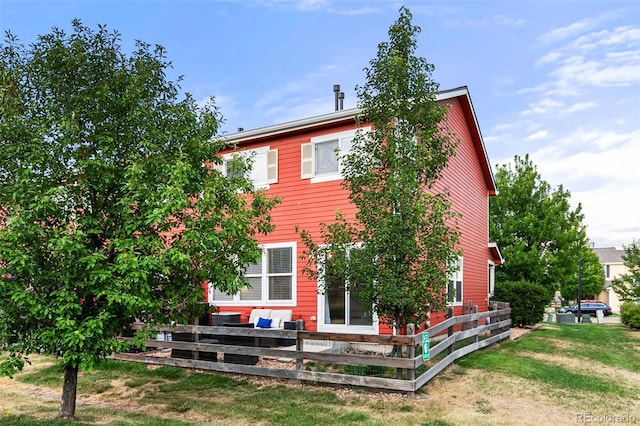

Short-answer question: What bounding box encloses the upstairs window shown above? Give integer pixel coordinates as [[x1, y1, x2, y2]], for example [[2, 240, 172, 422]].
[[301, 127, 368, 183], [221, 146, 278, 189]]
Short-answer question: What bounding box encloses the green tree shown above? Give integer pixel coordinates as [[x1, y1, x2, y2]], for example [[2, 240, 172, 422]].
[[613, 239, 640, 301], [0, 21, 277, 419], [565, 248, 606, 301], [300, 7, 460, 335], [489, 154, 589, 299]]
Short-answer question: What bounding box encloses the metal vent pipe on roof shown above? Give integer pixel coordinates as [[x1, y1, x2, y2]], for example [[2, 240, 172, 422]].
[[333, 84, 340, 111]]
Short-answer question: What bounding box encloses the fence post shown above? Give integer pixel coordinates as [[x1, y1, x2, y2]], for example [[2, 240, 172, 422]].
[[447, 306, 454, 355], [295, 320, 303, 372], [407, 323, 415, 382], [473, 305, 479, 343], [193, 325, 200, 360], [491, 303, 498, 336]]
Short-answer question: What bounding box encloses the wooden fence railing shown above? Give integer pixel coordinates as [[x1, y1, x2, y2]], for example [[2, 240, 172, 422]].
[[114, 306, 510, 393]]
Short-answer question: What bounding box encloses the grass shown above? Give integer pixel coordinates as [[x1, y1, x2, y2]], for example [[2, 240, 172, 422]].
[[1, 322, 639, 425], [457, 323, 640, 401], [459, 323, 640, 373]]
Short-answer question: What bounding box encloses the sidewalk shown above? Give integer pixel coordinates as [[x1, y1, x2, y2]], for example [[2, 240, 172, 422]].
[[603, 315, 621, 324]]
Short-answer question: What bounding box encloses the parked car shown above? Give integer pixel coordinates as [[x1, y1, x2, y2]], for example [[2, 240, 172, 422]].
[[559, 302, 612, 316]]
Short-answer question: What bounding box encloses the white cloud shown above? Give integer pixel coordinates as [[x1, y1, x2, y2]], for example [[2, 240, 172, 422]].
[[531, 24, 640, 101], [550, 56, 640, 88], [444, 12, 526, 29], [295, 0, 329, 11], [487, 123, 639, 248], [565, 101, 596, 114], [570, 26, 640, 52], [521, 98, 564, 115], [538, 18, 596, 44], [525, 130, 548, 141], [492, 14, 526, 27], [536, 51, 562, 66], [253, 81, 307, 110], [492, 123, 520, 132], [573, 184, 640, 248], [332, 7, 380, 16], [255, 0, 379, 14], [256, 0, 329, 11]]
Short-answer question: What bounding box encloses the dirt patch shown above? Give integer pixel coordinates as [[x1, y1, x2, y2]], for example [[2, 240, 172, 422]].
[[424, 369, 573, 425], [509, 326, 535, 340]]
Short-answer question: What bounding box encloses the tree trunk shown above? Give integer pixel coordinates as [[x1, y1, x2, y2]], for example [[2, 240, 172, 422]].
[[58, 364, 78, 419]]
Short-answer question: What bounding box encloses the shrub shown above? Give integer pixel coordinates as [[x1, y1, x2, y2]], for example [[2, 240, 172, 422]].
[[620, 301, 640, 329], [494, 280, 550, 327]]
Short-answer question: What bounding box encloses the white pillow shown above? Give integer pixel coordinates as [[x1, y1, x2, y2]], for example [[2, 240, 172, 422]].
[[270, 317, 281, 329]]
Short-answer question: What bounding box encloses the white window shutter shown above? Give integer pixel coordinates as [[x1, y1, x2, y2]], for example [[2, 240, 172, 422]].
[[301, 143, 314, 179], [266, 149, 278, 184]]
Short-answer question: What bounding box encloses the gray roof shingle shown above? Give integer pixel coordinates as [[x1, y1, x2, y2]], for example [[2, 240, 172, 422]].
[[592, 247, 625, 264]]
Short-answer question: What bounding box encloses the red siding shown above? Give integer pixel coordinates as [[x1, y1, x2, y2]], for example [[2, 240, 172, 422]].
[[213, 93, 494, 331], [439, 98, 491, 316]]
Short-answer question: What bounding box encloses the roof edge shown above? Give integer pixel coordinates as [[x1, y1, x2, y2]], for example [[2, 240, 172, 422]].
[[489, 242, 504, 265], [219, 86, 473, 144]]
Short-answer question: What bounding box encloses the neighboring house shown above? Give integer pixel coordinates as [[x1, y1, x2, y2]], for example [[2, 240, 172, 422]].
[[593, 247, 628, 313], [209, 86, 503, 334]]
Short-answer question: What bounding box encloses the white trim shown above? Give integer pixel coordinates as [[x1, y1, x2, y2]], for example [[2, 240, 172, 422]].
[[315, 245, 379, 334], [221, 146, 274, 190], [488, 260, 496, 298], [302, 127, 370, 184], [310, 128, 362, 144], [316, 290, 379, 334]]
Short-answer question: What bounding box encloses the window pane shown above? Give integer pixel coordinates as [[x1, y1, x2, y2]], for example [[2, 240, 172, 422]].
[[211, 288, 234, 301], [240, 277, 262, 300], [315, 140, 339, 174], [225, 157, 243, 179], [268, 248, 291, 273], [349, 287, 372, 326], [324, 250, 345, 324], [340, 136, 353, 156], [269, 276, 292, 300], [324, 285, 346, 324], [245, 259, 262, 275]]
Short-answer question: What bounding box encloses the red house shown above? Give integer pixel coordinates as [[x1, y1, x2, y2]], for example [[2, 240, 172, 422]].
[[209, 86, 503, 334]]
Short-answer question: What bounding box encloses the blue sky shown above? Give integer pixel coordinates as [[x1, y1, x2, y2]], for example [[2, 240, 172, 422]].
[[2, 0, 639, 249]]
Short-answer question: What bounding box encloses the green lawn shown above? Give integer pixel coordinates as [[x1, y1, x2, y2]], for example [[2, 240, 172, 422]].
[[2, 323, 639, 425]]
